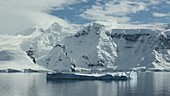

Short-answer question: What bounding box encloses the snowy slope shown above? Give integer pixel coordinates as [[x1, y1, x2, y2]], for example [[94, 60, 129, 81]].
[[38, 22, 170, 72], [37, 22, 118, 71], [109, 29, 162, 70], [21, 22, 81, 58], [0, 18, 71, 72], [0, 16, 79, 72], [0, 24, 50, 51], [37, 44, 75, 72], [62, 22, 118, 70], [0, 50, 47, 72]]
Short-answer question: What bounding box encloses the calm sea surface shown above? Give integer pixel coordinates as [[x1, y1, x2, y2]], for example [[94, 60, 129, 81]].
[[0, 72, 170, 96]]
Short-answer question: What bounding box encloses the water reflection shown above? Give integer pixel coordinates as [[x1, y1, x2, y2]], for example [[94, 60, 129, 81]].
[[47, 80, 99, 96], [152, 72, 170, 96], [0, 73, 46, 96], [47, 79, 137, 96], [0, 73, 170, 96]]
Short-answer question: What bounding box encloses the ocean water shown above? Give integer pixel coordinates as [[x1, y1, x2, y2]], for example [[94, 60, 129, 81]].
[[0, 72, 170, 96]]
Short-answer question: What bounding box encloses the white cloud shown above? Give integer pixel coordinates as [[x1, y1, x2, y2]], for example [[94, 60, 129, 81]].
[[0, 0, 85, 12], [165, 0, 170, 4], [0, 0, 85, 35], [80, 0, 161, 23], [152, 12, 170, 17]]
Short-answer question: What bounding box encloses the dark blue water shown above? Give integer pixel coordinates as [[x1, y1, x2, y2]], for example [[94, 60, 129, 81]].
[[0, 72, 170, 96]]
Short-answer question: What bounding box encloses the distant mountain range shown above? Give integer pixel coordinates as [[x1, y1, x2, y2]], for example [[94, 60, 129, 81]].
[[1, 21, 170, 72], [30, 22, 170, 72]]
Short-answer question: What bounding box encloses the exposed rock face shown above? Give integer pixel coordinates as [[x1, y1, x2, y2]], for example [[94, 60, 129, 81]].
[[26, 48, 36, 64], [159, 31, 170, 49]]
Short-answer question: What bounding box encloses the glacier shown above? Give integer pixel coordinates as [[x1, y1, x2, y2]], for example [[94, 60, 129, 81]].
[[0, 50, 48, 72]]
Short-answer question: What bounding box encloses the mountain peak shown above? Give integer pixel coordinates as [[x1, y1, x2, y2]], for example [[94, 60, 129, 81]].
[[46, 22, 63, 33], [38, 44, 74, 72], [89, 22, 105, 28], [73, 22, 107, 38]]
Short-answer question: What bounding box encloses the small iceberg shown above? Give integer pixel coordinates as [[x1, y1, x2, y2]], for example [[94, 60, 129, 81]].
[[47, 71, 136, 80]]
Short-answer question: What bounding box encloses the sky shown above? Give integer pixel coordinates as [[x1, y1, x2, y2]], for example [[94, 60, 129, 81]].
[[0, 0, 170, 34], [50, 0, 170, 24]]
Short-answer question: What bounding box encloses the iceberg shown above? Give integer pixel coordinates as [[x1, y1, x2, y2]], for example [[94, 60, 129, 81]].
[[47, 71, 136, 81]]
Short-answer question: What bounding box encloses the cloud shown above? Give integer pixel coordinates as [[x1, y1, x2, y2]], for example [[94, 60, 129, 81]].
[[0, 0, 85, 35], [0, 0, 85, 12], [152, 12, 170, 17], [80, 0, 161, 23], [165, 1, 170, 4]]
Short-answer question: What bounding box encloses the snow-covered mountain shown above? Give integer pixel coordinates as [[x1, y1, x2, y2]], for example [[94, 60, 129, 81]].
[[61, 22, 118, 71], [37, 44, 75, 72], [109, 29, 170, 71], [38, 22, 170, 72], [1, 19, 170, 72], [21, 22, 81, 58], [0, 50, 47, 72], [0, 20, 79, 72]]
